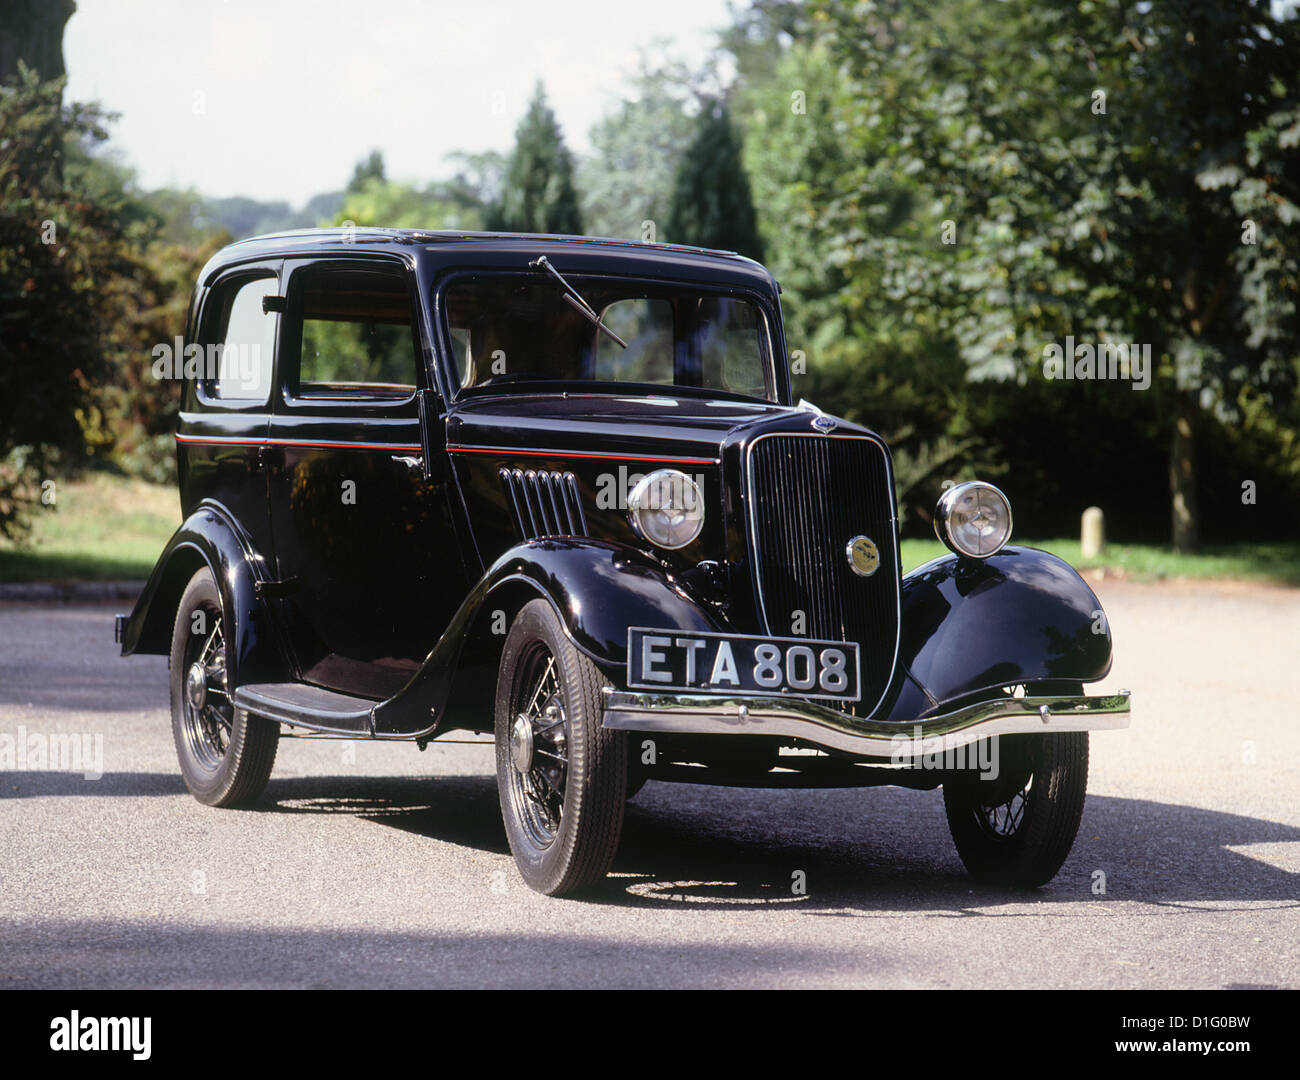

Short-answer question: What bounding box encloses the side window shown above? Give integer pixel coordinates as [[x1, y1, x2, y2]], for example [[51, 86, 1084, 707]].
[[594, 298, 673, 384], [207, 276, 277, 402], [291, 265, 417, 398]]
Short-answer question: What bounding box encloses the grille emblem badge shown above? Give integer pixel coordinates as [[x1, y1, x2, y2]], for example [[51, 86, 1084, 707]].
[[846, 535, 880, 577], [810, 414, 838, 433]]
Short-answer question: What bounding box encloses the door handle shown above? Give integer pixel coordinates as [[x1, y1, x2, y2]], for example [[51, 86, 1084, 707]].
[[255, 443, 283, 471], [391, 454, 423, 471]]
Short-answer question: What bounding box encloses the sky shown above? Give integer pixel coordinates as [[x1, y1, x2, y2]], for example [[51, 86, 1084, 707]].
[[64, 0, 737, 206]]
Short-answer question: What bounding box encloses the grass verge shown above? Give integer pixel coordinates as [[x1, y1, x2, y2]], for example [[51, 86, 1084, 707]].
[[900, 536, 1300, 585], [3, 473, 1296, 587], [0, 473, 179, 583]]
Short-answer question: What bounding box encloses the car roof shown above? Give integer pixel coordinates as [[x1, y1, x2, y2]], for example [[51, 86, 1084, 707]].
[[199, 228, 776, 292]]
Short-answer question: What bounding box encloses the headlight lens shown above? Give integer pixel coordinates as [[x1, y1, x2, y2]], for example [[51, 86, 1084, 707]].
[[935, 481, 1013, 558], [628, 469, 705, 550]]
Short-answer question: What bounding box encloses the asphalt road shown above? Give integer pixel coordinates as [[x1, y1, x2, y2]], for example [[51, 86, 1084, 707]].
[[1, 579, 1297, 989]]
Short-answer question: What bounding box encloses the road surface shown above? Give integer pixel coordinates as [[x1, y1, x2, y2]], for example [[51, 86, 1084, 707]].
[[1, 578, 1296, 988]]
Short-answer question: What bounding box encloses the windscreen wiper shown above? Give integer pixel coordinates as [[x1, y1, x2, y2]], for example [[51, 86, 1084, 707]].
[[529, 255, 628, 349]]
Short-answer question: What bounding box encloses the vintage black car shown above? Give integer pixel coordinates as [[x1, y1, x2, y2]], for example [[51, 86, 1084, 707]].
[[118, 228, 1130, 895]]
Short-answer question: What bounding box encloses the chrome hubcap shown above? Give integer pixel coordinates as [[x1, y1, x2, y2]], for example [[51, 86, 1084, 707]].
[[510, 713, 534, 774], [185, 662, 207, 710]]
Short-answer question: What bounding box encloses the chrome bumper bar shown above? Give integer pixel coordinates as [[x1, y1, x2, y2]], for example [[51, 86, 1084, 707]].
[[602, 688, 1131, 759]]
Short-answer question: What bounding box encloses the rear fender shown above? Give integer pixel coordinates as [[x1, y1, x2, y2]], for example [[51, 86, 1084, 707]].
[[118, 504, 288, 687]]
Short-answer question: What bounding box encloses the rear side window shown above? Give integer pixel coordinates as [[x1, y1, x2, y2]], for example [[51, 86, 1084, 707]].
[[290, 266, 417, 398], [206, 276, 277, 402]]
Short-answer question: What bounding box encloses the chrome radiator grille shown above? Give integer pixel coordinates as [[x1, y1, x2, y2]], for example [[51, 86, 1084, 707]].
[[500, 468, 587, 539], [745, 433, 900, 711]]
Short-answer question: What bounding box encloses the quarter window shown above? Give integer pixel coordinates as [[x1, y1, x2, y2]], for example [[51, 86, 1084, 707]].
[[208, 276, 277, 402]]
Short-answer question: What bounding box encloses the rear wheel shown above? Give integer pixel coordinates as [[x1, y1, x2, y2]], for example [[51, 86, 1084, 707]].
[[494, 599, 627, 895], [942, 683, 1089, 887], [169, 568, 278, 807]]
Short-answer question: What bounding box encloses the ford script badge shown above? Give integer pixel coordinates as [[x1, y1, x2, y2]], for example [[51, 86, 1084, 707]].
[[846, 535, 880, 577], [811, 414, 838, 433]]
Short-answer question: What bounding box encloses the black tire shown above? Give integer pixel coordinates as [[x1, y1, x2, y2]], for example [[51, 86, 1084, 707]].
[[943, 683, 1089, 887], [169, 567, 278, 807], [494, 599, 627, 895]]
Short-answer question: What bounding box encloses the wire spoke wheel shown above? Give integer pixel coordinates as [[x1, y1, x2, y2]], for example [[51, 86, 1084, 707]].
[[976, 774, 1033, 840], [494, 599, 627, 895], [180, 604, 233, 772], [943, 684, 1089, 887], [169, 567, 278, 807], [505, 644, 570, 848]]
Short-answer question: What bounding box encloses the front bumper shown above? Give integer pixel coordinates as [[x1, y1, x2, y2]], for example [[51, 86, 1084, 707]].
[[602, 688, 1131, 760]]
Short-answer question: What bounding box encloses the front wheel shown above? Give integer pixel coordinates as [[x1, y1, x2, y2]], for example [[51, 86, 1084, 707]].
[[943, 725, 1089, 888], [494, 599, 627, 895], [169, 567, 278, 807]]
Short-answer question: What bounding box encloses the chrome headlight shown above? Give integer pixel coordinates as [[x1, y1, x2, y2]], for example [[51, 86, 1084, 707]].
[[935, 481, 1013, 558], [628, 469, 705, 550]]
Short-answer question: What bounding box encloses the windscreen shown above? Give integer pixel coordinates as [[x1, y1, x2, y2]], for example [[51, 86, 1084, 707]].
[[442, 273, 775, 401]]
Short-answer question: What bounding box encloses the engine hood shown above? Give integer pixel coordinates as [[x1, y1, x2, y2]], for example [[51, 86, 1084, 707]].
[[446, 391, 795, 461]]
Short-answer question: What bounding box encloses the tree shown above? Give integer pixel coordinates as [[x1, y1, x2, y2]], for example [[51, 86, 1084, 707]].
[[485, 83, 583, 235], [734, 36, 979, 524], [810, 0, 1300, 550], [332, 176, 485, 232], [0, 65, 133, 537], [0, 0, 75, 82], [665, 101, 764, 260], [347, 149, 386, 194], [579, 56, 702, 240]]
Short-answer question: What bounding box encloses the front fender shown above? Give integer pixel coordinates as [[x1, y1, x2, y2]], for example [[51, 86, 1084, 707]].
[[119, 504, 288, 688], [879, 545, 1113, 723], [373, 538, 723, 737]]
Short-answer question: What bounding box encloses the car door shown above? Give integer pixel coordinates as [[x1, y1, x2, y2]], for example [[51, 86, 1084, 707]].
[[265, 254, 471, 700]]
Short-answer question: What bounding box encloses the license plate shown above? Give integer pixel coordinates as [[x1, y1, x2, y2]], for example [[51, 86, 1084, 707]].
[[626, 627, 861, 702]]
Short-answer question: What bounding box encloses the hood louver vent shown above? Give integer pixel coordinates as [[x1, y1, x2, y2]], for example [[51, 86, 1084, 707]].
[[500, 468, 587, 539]]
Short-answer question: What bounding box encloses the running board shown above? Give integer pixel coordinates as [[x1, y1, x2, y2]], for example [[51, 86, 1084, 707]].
[[232, 682, 376, 736]]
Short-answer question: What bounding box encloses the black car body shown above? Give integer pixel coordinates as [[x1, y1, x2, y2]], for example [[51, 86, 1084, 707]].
[[119, 228, 1130, 894]]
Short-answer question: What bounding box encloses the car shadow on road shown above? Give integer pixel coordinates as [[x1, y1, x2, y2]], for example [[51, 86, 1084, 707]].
[[6, 769, 1297, 911], [606, 785, 1300, 914]]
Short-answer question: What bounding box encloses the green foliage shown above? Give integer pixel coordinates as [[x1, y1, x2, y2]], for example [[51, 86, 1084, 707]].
[[801, 0, 1300, 545], [95, 231, 228, 484], [348, 149, 387, 193], [665, 102, 764, 260], [332, 174, 485, 232], [0, 64, 131, 539], [580, 56, 702, 239], [486, 83, 583, 235]]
